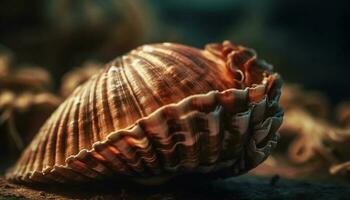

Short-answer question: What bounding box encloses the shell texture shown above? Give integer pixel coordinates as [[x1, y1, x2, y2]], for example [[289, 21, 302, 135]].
[[6, 41, 283, 184]]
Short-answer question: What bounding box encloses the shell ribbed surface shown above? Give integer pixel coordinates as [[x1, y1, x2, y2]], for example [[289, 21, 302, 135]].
[[6, 41, 283, 184]]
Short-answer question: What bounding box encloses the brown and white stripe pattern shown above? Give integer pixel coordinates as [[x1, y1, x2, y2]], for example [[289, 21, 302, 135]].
[[6, 41, 283, 184]]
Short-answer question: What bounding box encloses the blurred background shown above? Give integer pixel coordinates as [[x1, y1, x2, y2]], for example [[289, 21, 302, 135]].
[[1, 0, 350, 181], [1, 0, 349, 101]]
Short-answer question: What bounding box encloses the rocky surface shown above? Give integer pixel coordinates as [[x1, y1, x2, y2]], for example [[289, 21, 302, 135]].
[[1, 175, 350, 200]]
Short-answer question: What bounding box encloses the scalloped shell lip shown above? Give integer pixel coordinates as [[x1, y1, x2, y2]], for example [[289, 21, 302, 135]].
[[6, 72, 282, 184]]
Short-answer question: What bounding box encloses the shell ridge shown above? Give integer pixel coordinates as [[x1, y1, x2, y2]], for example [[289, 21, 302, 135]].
[[55, 97, 75, 166], [64, 95, 80, 157], [75, 150, 114, 176], [109, 59, 157, 175], [120, 59, 158, 174], [129, 52, 186, 104], [201, 106, 222, 164], [42, 101, 69, 173], [28, 121, 54, 179], [149, 45, 212, 92], [8, 121, 48, 181], [99, 69, 115, 138], [89, 72, 102, 143], [242, 92, 282, 171], [110, 141, 147, 175], [219, 104, 251, 163], [123, 55, 163, 113], [169, 44, 232, 89], [159, 111, 206, 170], [120, 56, 146, 117], [14, 100, 67, 181], [107, 60, 127, 131], [78, 77, 94, 150], [135, 50, 193, 99], [136, 121, 164, 175], [164, 44, 232, 90], [92, 142, 135, 175], [21, 141, 38, 181], [52, 166, 90, 182], [66, 88, 82, 159]]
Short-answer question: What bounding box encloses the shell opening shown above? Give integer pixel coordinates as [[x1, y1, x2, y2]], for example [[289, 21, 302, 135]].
[[205, 40, 271, 89]]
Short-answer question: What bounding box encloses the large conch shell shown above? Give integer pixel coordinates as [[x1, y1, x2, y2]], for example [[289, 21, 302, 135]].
[[6, 41, 283, 184]]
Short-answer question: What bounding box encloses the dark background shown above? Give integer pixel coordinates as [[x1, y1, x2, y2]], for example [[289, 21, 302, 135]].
[[0, 0, 349, 104], [1, 1, 350, 198]]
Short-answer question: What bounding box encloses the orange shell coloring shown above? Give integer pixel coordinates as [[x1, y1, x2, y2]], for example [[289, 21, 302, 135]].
[[6, 41, 283, 184]]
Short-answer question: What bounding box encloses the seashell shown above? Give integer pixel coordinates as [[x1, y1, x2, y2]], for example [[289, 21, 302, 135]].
[[6, 41, 283, 184], [0, 51, 61, 158], [336, 102, 350, 128], [0, 90, 62, 156], [0, 49, 11, 77]]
